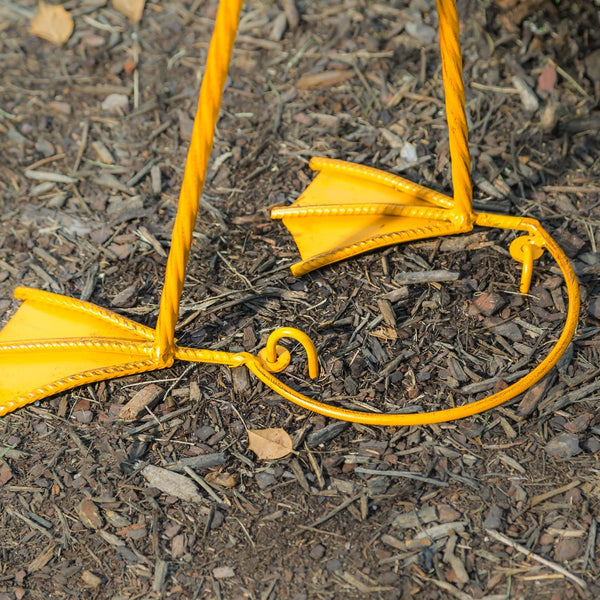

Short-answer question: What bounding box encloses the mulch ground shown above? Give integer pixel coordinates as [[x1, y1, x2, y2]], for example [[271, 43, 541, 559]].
[[1, 0, 599, 598]]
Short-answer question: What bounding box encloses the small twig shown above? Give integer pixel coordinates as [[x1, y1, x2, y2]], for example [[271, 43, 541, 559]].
[[355, 467, 449, 487], [217, 251, 253, 289], [309, 493, 362, 528], [183, 466, 230, 506], [71, 119, 89, 173], [124, 406, 192, 435], [6, 508, 55, 540], [530, 480, 581, 507], [583, 518, 597, 571], [485, 528, 587, 590]]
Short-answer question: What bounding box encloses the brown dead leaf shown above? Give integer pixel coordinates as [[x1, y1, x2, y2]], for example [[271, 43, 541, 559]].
[[205, 471, 239, 488], [30, 1, 74, 46], [112, 0, 147, 23], [247, 428, 293, 460]]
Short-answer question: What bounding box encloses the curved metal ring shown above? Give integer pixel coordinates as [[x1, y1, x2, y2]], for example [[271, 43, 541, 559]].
[[245, 217, 579, 426]]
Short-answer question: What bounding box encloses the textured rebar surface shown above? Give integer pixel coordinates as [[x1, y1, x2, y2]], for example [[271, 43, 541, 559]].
[[154, 0, 244, 362]]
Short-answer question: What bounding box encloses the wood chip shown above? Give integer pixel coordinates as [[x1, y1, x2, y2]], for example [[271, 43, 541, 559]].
[[141, 465, 204, 503], [119, 384, 163, 421]]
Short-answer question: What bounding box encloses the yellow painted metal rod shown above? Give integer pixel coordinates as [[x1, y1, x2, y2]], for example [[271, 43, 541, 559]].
[[245, 217, 579, 426], [155, 0, 244, 364], [436, 0, 473, 220]]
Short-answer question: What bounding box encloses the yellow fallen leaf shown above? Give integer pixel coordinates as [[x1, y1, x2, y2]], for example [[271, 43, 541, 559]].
[[113, 0, 147, 23], [247, 428, 293, 460], [30, 1, 74, 46]]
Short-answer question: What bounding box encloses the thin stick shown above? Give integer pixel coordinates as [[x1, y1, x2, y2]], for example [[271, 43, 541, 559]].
[[309, 493, 362, 528], [485, 528, 587, 590], [355, 467, 449, 487]]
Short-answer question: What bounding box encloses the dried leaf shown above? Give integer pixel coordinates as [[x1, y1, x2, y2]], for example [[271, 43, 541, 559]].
[[30, 1, 74, 46], [113, 0, 147, 23], [247, 428, 293, 460]]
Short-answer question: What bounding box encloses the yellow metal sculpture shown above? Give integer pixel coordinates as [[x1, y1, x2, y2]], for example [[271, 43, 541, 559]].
[[0, 0, 580, 426]]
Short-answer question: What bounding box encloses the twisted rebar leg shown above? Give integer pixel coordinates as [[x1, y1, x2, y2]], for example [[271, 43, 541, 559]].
[[154, 0, 244, 364]]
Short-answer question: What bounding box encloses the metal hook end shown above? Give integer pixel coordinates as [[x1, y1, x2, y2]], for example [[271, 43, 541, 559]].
[[259, 327, 319, 379], [509, 235, 544, 294]]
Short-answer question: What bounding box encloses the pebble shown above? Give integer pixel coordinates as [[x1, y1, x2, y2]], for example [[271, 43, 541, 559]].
[[325, 558, 342, 572], [553, 538, 582, 562], [310, 544, 326, 560], [545, 433, 581, 458], [401, 141, 418, 164], [35, 137, 55, 157], [405, 21, 436, 44], [483, 505, 503, 530], [101, 93, 129, 114]]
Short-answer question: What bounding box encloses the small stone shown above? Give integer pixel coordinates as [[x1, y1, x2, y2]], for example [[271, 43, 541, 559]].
[[400, 141, 418, 164], [35, 137, 55, 157], [483, 505, 503, 530], [310, 544, 326, 560], [77, 499, 104, 529], [474, 292, 506, 316], [554, 538, 582, 562], [213, 566, 235, 579], [545, 433, 581, 458], [325, 558, 342, 572], [405, 21, 436, 44], [101, 93, 129, 114]]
